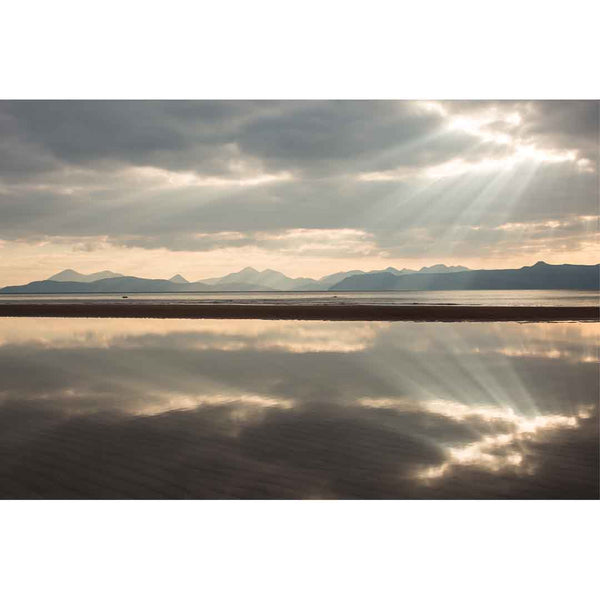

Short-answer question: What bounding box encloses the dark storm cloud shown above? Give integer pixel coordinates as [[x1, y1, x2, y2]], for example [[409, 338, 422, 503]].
[[1, 100, 269, 173], [0, 100, 470, 176], [0, 100, 597, 259], [236, 100, 487, 175], [0, 163, 594, 244]]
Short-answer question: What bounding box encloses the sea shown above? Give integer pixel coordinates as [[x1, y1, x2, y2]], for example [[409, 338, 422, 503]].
[[0, 309, 597, 499], [0, 289, 598, 306]]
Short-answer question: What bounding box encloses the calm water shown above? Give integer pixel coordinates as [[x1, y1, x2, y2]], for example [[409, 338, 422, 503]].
[[0, 317, 597, 498], [0, 289, 598, 306]]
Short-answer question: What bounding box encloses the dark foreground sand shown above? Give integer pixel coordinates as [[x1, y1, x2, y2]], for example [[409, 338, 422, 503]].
[[0, 303, 597, 321]]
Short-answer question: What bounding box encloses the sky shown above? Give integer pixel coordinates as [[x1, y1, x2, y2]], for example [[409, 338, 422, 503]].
[[0, 100, 597, 285]]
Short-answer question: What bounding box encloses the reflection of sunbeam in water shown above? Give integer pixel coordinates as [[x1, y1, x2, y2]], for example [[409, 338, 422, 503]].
[[357, 396, 594, 480], [358, 323, 540, 448], [0, 316, 597, 498], [431, 322, 540, 421], [415, 401, 593, 481], [354, 322, 597, 481]]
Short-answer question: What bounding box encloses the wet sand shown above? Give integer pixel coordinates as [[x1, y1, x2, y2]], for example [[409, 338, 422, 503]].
[[0, 303, 597, 321]]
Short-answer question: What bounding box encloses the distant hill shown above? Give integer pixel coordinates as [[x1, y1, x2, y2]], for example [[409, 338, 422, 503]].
[[169, 274, 189, 284], [377, 266, 418, 276], [209, 282, 277, 292], [294, 267, 418, 291], [296, 270, 366, 290], [1, 262, 596, 294], [0, 276, 275, 294], [39, 265, 459, 291], [331, 262, 600, 291], [417, 264, 469, 274], [0, 277, 208, 294], [48, 269, 124, 282], [197, 267, 315, 291], [330, 271, 398, 291]]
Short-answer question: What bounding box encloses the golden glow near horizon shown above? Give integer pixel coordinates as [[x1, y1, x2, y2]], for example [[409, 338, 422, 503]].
[[0, 232, 598, 286], [0, 100, 597, 287]]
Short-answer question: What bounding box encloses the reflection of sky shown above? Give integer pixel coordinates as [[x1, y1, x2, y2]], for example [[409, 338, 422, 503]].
[[0, 318, 597, 498], [359, 397, 592, 480], [0, 318, 388, 353]]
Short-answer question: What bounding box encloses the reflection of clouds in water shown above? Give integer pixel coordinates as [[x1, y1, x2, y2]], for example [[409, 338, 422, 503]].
[[469, 322, 599, 365], [358, 395, 594, 480], [0, 318, 597, 497], [1, 388, 293, 418], [0, 320, 597, 421], [421, 406, 594, 481], [370, 322, 598, 427], [132, 392, 294, 417], [0, 318, 388, 354], [1, 319, 596, 361], [496, 347, 597, 363]]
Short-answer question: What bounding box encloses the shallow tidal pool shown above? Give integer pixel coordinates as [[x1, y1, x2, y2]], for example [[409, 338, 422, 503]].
[[0, 317, 597, 499]]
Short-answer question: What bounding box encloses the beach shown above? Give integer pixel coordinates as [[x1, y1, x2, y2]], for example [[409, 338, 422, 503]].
[[0, 303, 597, 321], [1, 317, 597, 499]]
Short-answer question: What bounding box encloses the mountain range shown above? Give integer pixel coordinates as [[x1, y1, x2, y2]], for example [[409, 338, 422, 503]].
[[0, 262, 597, 294], [331, 262, 599, 291], [48, 269, 125, 283]]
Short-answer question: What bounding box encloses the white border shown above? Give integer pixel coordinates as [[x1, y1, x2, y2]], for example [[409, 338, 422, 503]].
[[1, 500, 598, 599], [1, 1, 599, 99]]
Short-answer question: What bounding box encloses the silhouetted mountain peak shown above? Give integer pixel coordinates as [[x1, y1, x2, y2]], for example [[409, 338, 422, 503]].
[[169, 274, 188, 284], [52, 269, 79, 278], [331, 262, 598, 291], [48, 269, 124, 283], [418, 264, 470, 274]]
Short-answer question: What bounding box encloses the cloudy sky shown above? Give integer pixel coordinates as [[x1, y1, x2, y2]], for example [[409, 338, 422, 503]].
[[0, 100, 597, 285]]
